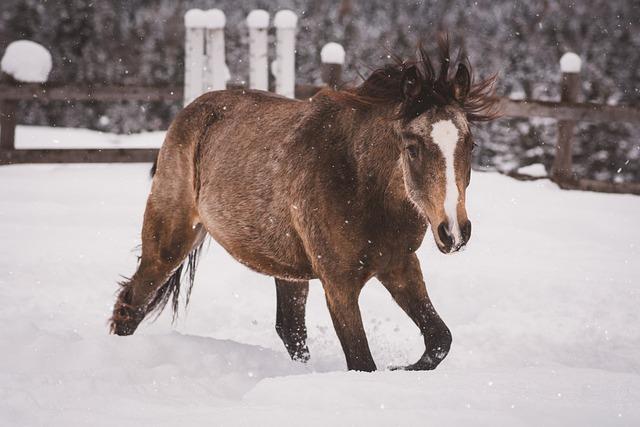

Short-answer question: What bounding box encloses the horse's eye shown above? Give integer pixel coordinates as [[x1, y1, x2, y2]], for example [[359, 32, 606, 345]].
[[406, 145, 419, 159]]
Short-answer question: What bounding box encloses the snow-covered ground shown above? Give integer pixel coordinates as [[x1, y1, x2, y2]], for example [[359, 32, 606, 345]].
[[15, 125, 164, 150], [1, 126, 639, 426]]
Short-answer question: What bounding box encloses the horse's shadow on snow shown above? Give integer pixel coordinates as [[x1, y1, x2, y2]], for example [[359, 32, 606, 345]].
[[108, 331, 340, 399]]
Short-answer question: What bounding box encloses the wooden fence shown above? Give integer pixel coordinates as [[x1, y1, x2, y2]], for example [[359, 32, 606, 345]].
[[2, 83, 639, 194], [0, 81, 320, 164], [1, 8, 639, 195]]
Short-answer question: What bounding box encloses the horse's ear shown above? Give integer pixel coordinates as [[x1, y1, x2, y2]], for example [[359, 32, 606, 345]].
[[402, 65, 422, 101], [453, 63, 471, 101]]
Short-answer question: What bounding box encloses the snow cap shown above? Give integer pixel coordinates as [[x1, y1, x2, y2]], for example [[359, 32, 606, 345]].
[[320, 42, 345, 64], [560, 52, 582, 73], [1, 40, 52, 83], [247, 10, 269, 29], [204, 9, 226, 29], [274, 10, 298, 29], [184, 9, 207, 28]]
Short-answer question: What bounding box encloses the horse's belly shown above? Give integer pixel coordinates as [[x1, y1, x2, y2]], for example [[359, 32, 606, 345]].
[[200, 209, 315, 281]]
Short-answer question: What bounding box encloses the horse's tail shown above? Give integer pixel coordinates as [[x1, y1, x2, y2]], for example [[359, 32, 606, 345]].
[[145, 227, 207, 321]]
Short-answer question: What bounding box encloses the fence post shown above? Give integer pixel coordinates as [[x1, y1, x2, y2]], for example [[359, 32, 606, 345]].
[[1, 41, 52, 154], [552, 52, 582, 182], [320, 42, 345, 89], [184, 9, 206, 105], [247, 10, 270, 91], [273, 10, 298, 98], [0, 99, 17, 152], [204, 9, 227, 92]]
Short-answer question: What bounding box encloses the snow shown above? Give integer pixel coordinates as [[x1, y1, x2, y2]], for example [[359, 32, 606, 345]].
[[320, 42, 345, 65], [1, 40, 52, 83], [185, 9, 225, 29], [184, 9, 206, 28], [517, 163, 548, 177], [273, 10, 298, 29], [204, 9, 226, 29], [560, 52, 582, 73], [1, 127, 640, 425], [246, 10, 270, 29], [14, 125, 163, 149]]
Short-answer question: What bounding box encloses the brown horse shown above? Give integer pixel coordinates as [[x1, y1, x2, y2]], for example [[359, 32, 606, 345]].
[[110, 36, 497, 372]]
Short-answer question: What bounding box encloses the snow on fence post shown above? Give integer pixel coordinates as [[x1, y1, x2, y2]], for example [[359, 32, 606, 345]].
[[552, 52, 582, 182], [320, 42, 345, 89], [247, 10, 270, 91], [273, 10, 298, 98], [1, 40, 52, 151], [184, 9, 206, 105], [203, 9, 227, 92]]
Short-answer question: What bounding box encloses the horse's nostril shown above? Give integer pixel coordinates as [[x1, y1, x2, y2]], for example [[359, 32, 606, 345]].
[[461, 220, 472, 243], [437, 222, 453, 248]]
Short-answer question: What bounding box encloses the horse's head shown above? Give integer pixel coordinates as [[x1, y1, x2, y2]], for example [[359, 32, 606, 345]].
[[391, 38, 497, 254], [399, 104, 474, 254]]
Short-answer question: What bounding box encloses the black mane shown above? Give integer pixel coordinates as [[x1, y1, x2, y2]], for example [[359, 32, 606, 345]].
[[333, 34, 499, 123]]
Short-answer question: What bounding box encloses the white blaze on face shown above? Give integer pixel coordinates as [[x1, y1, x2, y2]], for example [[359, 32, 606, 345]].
[[430, 119, 462, 244]]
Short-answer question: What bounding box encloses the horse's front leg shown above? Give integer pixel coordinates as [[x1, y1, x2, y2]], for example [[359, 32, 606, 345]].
[[377, 253, 452, 370]]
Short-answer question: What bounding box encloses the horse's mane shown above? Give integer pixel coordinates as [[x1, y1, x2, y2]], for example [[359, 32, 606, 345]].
[[325, 34, 499, 123]]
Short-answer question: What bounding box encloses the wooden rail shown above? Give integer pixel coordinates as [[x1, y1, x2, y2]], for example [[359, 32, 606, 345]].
[[1, 82, 639, 195], [2, 82, 639, 122], [499, 98, 640, 123], [0, 83, 183, 102]]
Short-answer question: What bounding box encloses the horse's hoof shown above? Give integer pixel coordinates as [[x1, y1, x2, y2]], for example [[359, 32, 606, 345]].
[[390, 347, 449, 371], [110, 320, 139, 336], [291, 346, 311, 363], [404, 360, 439, 371], [110, 304, 145, 336]]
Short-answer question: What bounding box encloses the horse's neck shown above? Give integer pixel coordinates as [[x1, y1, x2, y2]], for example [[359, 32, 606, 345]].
[[332, 102, 409, 209]]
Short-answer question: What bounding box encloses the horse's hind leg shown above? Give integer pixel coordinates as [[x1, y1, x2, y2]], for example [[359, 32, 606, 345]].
[[275, 279, 310, 362], [110, 189, 204, 336]]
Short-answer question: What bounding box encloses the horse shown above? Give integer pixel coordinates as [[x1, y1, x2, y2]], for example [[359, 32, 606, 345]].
[[110, 35, 498, 372]]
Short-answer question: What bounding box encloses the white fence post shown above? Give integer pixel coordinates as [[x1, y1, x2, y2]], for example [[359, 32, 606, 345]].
[[273, 10, 297, 98], [246, 10, 270, 91], [204, 9, 227, 92], [320, 42, 345, 88], [184, 9, 206, 105]]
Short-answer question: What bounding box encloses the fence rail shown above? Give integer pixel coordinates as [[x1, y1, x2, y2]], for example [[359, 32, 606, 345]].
[[498, 98, 640, 123], [1, 82, 640, 194], [0, 83, 183, 102]]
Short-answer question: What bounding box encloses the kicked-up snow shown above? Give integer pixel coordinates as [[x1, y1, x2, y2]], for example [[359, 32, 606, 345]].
[[0, 127, 639, 426]]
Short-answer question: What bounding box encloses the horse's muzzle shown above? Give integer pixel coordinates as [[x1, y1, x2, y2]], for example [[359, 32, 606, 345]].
[[437, 220, 471, 253]]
